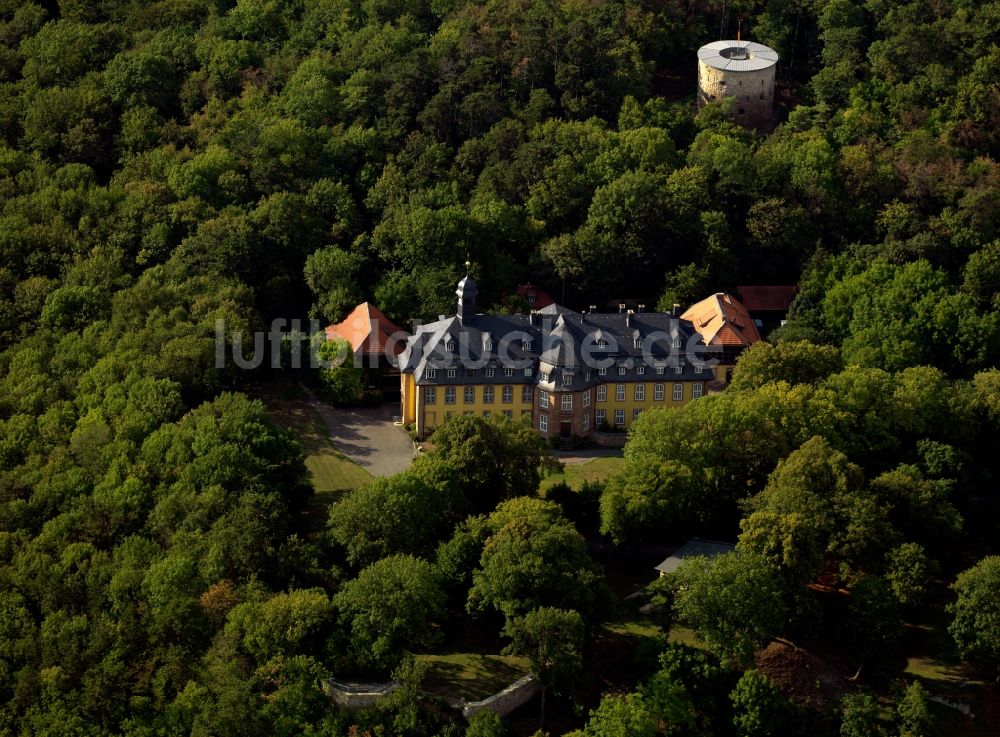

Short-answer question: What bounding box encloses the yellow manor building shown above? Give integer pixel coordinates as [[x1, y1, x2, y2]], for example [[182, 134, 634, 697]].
[[399, 276, 725, 441]]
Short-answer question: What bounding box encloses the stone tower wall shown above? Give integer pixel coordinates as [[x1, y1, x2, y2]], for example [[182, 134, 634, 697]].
[[697, 61, 776, 126]]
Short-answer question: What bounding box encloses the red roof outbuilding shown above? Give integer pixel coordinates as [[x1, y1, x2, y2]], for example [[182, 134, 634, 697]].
[[736, 285, 798, 314], [325, 303, 407, 357]]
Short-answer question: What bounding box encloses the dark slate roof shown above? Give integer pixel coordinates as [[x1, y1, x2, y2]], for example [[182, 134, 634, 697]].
[[400, 305, 721, 388], [654, 538, 736, 575]]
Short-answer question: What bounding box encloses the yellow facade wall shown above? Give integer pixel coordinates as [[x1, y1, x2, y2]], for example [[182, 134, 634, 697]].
[[417, 384, 534, 436], [401, 373, 417, 425], [593, 379, 708, 431]]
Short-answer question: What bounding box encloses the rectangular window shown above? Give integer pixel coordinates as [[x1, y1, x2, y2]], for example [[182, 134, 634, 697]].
[[596, 409, 606, 426], [598, 367, 607, 376], [485, 340, 493, 351], [561, 394, 573, 411], [504, 367, 514, 377], [583, 390, 591, 408], [672, 383, 683, 401], [618, 366, 626, 375], [539, 414, 548, 432], [615, 384, 625, 402], [654, 383, 664, 401], [542, 372, 550, 382], [583, 413, 590, 431], [673, 337, 681, 349], [637, 366, 645, 375], [597, 339, 608, 348], [522, 367, 532, 377], [464, 386, 475, 404], [486, 367, 495, 378], [614, 409, 625, 426], [596, 385, 607, 402], [656, 366, 665, 375], [447, 341, 456, 351], [634, 339, 643, 348], [522, 340, 531, 351], [521, 386, 532, 403], [445, 387, 456, 404], [484, 386, 494, 404], [424, 387, 436, 403], [634, 384, 645, 401], [633, 408, 641, 419], [562, 373, 571, 386], [695, 364, 703, 374], [540, 391, 549, 409], [674, 365, 683, 375], [447, 368, 456, 378], [427, 369, 437, 379], [693, 382, 703, 399], [502, 386, 513, 403]]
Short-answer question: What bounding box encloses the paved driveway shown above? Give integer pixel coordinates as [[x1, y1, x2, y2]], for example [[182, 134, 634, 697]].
[[302, 387, 415, 477]]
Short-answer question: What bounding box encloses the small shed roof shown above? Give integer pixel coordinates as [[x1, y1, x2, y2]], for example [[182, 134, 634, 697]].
[[654, 538, 735, 575], [698, 40, 779, 72]]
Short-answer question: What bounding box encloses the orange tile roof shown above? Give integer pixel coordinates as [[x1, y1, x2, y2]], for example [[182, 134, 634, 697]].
[[325, 303, 407, 356], [681, 293, 762, 347]]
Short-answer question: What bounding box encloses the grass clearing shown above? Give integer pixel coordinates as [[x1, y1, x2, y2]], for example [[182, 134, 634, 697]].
[[255, 381, 372, 499], [417, 653, 530, 701], [540, 456, 624, 492]]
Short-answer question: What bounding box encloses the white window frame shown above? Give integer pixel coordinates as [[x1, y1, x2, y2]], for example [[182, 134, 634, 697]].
[[634, 384, 645, 401], [485, 340, 493, 351], [427, 369, 437, 379], [596, 385, 607, 402], [522, 339, 531, 351], [484, 386, 494, 403], [522, 386, 533, 403], [656, 366, 665, 375], [654, 383, 664, 401], [504, 367, 514, 377], [633, 408, 641, 419], [672, 383, 683, 401], [562, 373, 572, 386], [540, 391, 549, 409], [583, 412, 590, 431], [524, 367, 533, 377], [637, 365, 645, 375], [424, 387, 436, 403], [464, 386, 475, 404], [447, 340, 456, 351], [693, 382, 703, 399], [614, 409, 625, 426], [635, 339, 643, 349], [583, 390, 591, 408], [486, 367, 495, 378], [674, 364, 683, 375], [502, 386, 513, 403], [561, 394, 573, 411], [445, 387, 456, 404], [539, 414, 548, 432], [597, 339, 608, 348], [618, 366, 626, 376], [596, 409, 606, 426], [615, 384, 625, 402], [447, 368, 456, 378], [598, 367, 607, 376]]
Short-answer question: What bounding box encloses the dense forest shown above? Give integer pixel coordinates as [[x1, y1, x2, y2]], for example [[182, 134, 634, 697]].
[[1, 0, 999, 735]]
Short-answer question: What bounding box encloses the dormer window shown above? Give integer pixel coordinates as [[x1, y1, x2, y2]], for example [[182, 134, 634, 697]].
[[522, 339, 531, 351], [634, 339, 643, 349], [597, 339, 608, 348], [672, 337, 681, 349], [562, 373, 572, 386], [446, 340, 456, 352], [427, 369, 437, 379], [485, 340, 493, 351], [447, 368, 456, 378], [674, 364, 683, 375]]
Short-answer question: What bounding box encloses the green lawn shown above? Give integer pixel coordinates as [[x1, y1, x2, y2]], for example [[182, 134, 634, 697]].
[[257, 383, 372, 495], [417, 653, 530, 701], [540, 456, 625, 492]]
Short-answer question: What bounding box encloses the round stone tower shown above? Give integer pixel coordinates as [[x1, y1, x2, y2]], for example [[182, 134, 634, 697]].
[[697, 40, 779, 126]]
